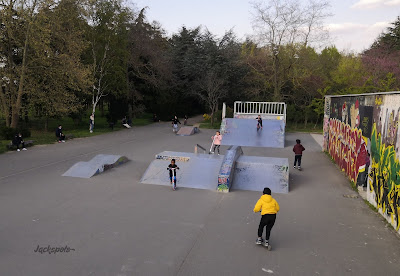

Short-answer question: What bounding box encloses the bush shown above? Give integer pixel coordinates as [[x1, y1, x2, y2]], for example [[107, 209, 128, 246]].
[[0, 126, 31, 140], [0, 126, 15, 140], [226, 106, 234, 118]]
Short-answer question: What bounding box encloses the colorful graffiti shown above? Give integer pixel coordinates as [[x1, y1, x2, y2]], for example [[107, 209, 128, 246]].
[[369, 123, 400, 230], [325, 93, 400, 233], [328, 118, 367, 183]]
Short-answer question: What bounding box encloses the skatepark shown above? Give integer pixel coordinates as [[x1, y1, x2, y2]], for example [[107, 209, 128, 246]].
[[1, 103, 400, 275]]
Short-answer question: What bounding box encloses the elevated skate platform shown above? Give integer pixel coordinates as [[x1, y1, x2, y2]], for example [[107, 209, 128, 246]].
[[141, 150, 289, 193], [63, 154, 129, 178], [176, 126, 198, 136], [233, 156, 289, 193], [140, 151, 224, 190], [220, 118, 285, 148]]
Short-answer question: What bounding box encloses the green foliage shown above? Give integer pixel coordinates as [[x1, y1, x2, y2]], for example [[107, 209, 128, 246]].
[[226, 106, 234, 118], [0, 126, 31, 140], [2, 1, 400, 132]]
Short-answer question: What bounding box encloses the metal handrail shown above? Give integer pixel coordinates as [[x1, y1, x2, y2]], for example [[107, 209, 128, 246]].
[[195, 144, 207, 154]]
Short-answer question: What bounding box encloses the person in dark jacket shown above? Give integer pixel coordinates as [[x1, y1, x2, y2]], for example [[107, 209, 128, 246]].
[[293, 139, 305, 169], [12, 133, 26, 151], [56, 125, 65, 143]]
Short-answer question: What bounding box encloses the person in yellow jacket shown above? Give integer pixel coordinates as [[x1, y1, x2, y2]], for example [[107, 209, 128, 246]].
[[254, 187, 280, 248]]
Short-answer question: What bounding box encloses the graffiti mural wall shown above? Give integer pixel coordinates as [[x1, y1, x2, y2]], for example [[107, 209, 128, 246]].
[[324, 93, 400, 233]]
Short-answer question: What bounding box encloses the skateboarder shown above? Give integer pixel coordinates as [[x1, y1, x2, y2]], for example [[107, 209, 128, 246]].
[[89, 113, 94, 133], [172, 116, 181, 133], [167, 159, 180, 190], [254, 187, 280, 249], [256, 115, 263, 130], [293, 139, 305, 170], [211, 131, 222, 155]]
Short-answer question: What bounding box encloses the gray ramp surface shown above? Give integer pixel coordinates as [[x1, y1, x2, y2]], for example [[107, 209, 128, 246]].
[[177, 126, 195, 136], [141, 151, 224, 190], [220, 118, 285, 148], [62, 154, 123, 178], [233, 155, 289, 193]]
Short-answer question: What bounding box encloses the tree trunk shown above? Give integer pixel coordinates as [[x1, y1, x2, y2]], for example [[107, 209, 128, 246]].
[[0, 87, 10, 127], [10, 0, 37, 129], [100, 100, 104, 117], [45, 117, 48, 132], [304, 113, 308, 128], [273, 55, 281, 102], [314, 116, 320, 129], [128, 104, 133, 121]]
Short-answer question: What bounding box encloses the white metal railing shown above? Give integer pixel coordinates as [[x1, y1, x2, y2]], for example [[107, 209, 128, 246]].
[[233, 101, 286, 121]]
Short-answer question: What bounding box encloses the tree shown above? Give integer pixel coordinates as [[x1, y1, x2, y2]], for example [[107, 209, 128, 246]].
[[192, 29, 244, 125], [127, 8, 172, 119], [83, 0, 132, 123], [372, 16, 400, 51], [250, 0, 331, 101], [27, 0, 91, 130], [168, 26, 204, 117], [0, 0, 41, 128], [195, 71, 226, 126]]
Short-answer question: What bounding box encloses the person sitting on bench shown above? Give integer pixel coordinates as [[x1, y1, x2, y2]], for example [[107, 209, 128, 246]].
[[12, 133, 27, 151]]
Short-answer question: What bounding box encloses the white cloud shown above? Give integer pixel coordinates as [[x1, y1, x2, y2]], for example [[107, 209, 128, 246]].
[[386, 0, 400, 6], [351, 0, 400, 9], [328, 21, 391, 52], [327, 23, 366, 33]]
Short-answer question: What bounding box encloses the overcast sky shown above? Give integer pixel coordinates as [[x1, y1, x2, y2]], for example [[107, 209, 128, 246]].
[[133, 0, 400, 53]]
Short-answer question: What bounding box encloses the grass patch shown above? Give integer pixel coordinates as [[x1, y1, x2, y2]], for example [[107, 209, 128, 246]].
[[364, 199, 378, 212], [286, 122, 323, 133], [199, 121, 221, 129], [349, 180, 358, 192], [1, 113, 153, 154]]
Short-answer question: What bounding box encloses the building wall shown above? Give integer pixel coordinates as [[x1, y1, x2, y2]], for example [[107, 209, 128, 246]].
[[324, 93, 400, 233]]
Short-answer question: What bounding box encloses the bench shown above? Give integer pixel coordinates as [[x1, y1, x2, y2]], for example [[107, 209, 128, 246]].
[[7, 140, 34, 150], [55, 133, 74, 140]]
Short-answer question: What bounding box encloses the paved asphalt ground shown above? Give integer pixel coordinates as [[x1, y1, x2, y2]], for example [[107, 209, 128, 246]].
[[1, 119, 400, 276]]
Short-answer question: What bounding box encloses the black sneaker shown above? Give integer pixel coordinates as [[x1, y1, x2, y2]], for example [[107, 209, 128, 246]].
[[256, 237, 263, 245]]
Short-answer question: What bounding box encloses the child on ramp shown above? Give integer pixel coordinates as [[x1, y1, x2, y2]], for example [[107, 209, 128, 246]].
[[254, 187, 280, 250], [211, 131, 222, 155], [167, 159, 180, 190], [256, 115, 263, 130]]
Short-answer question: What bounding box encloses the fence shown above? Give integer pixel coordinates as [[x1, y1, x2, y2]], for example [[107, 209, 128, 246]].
[[233, 101, 286, 121]]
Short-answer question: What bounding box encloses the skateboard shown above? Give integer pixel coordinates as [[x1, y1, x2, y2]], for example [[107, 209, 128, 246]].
[[257, 242, 272, 251]]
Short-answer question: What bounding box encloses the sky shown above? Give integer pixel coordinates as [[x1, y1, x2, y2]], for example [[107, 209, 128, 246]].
[[133, 0, 400, 53]]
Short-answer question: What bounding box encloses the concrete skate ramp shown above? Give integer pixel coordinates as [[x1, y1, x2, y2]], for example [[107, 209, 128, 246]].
[[177, 126, 196, 136], [141, 151, 224, 190], [217, 146, 243, 193], [63, 154, 128, 178], [233, 156, 289, 193], [220, 118, 285, 148]]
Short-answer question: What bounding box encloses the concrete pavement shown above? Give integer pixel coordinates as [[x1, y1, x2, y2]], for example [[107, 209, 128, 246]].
[[1, 122, 400, 275]]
